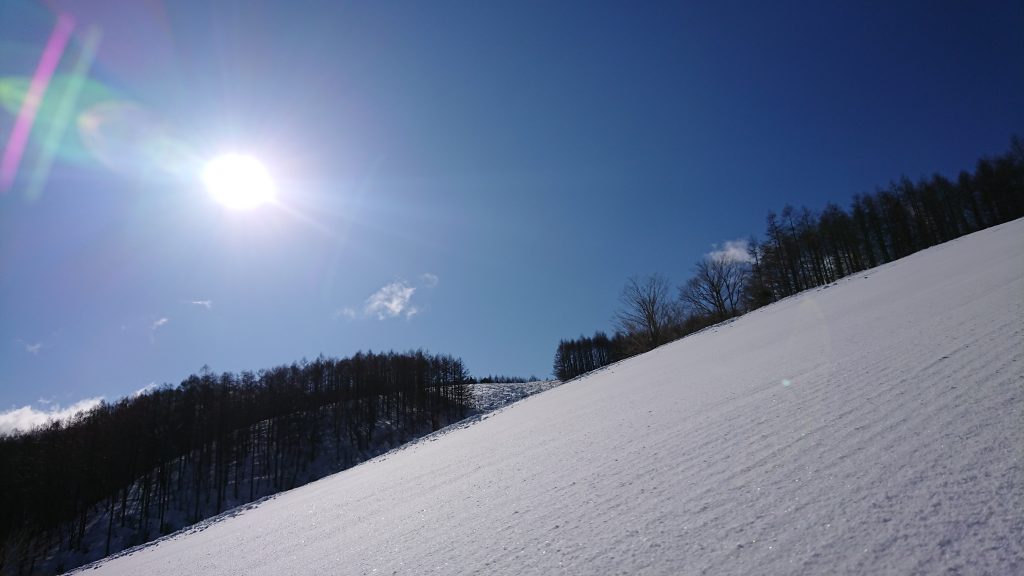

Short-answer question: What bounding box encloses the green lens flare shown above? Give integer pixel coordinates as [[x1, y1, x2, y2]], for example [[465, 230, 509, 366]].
[[0, 73, 120, 164]]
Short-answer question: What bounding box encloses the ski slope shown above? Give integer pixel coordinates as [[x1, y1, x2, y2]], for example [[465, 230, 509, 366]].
[[79, 220, 1023, 575]]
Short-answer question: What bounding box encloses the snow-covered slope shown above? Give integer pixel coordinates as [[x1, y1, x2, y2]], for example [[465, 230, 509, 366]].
[[80, 220, 1023, 575], [470, 379, 561, 413]]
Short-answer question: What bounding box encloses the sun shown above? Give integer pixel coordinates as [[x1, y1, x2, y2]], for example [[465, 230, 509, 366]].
[[202, 154, 276, 210]]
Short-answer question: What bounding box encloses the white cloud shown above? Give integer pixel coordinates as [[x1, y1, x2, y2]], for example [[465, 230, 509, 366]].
[[188, 300, 213, 309], [0, 396, 104, 435], [365, 281, 418, 320], [151, 317, 169, 330], [131, 383, 159, 398], [707, 239, 754, 263], [338, 277, 437, 321]]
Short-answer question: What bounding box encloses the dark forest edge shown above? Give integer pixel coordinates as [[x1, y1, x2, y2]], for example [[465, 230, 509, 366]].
[[554, 137, 1024, 381], [0, 350, 495, 575]]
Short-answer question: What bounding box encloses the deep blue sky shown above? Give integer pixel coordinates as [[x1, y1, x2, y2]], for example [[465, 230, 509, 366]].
[[1, 0, 1021, 418]]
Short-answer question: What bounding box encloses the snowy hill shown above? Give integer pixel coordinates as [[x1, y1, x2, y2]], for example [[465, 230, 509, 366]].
[[79, 220, 1023, 575]]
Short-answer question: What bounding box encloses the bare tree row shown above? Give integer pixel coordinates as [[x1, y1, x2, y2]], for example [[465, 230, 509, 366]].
[[0, 350, 471, 575], [554, 137, 1024, 381]]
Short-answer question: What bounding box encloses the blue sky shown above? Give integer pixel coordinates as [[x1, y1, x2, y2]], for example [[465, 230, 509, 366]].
[[1, 0, 1022, 418]]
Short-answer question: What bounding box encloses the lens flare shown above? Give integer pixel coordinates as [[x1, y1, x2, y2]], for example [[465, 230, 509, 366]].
[[1, 13, 75, 192], [26, 26, 102, 200]]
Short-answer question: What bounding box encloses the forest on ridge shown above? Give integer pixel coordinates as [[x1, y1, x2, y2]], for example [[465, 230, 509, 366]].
[[0, 351, 472, 574], [553, 138, 1024, 380]]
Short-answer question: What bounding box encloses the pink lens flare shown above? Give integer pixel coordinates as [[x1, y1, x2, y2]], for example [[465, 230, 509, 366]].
[[1, 12, 76, 192]]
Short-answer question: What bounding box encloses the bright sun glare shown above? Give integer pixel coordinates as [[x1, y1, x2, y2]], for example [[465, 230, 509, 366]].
[[202, 154, 276, 210]]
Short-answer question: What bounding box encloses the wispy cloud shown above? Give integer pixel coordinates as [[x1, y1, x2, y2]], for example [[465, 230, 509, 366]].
[[187, 300, 213, 309], [365, 281, 418, 320], [333, 307, 358, 321], [707, 239, 753, 263], [131, 383, 159, 398], [148, 317, 169, 343], [14, 338, 45, 355], [336, 274, 439, 321], [0, 397, 104, 435]]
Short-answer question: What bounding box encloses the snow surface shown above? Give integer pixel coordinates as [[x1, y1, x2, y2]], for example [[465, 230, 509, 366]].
[[77, 220, 1023, 575], [32, 379, 561, 574], [470, 380, 561, 414]]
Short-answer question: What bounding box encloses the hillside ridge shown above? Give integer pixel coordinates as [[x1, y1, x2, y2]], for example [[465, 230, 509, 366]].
[[79, 219, 1024, 575]]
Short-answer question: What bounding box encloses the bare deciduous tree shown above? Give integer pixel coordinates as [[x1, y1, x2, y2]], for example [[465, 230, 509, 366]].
[[679, 253, 750, 321], [615, 274, 680, 353]]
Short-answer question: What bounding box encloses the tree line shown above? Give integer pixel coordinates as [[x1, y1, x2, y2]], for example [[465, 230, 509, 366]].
[[466, 374, 540, 384], [555, 138, 1024, 381], [0, 350, 471, 575]]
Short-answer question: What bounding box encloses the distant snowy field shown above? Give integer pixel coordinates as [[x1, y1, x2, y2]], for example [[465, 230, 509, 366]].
[[470, 380, 561, 414], [79, 220, 1023, 575]]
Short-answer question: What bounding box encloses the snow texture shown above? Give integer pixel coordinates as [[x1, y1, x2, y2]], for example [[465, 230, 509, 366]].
[[470, 380, 561, 414], [77, 220, 1023, 575]]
